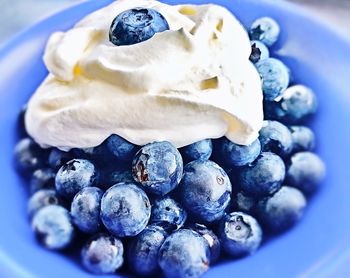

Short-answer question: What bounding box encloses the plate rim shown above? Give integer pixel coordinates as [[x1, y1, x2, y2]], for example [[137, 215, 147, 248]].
[[1, 0, 350, 277]]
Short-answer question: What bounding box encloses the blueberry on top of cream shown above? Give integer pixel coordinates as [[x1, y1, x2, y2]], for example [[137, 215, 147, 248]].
[[109, 8, 169, 46]]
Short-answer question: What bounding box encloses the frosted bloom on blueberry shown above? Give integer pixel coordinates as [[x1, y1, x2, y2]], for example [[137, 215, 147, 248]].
[[106, 134, 138, 162], [180, 139, 213, 163], [100, 183, 151, 237], [48, 149, 73, 170], [81, 234, 124, 274], [132, 141, 183, 196], [30, 168, 55, 194], [158, 229, 210, 278], [256, 58, 290, 101], [32, 205, 74, 250], [249, 17, 280, 46], [28, 189, 61, 218], [71, 187, 104, 234], [188, 223, 221, 264], [239, 152, 285, 197], [219, 212, 262, 257], [55, 159, 98, 200], [151, 197, 187, 231], [286, 152, 325, 195], [218, 137, 261, 167], [280, 85, 318, 124], [257, 186, 306, 233], [259, 120, 293, 157], [14, 138, 48, 173], [179, 160, 232, 223], [128, 225, 168, 276], [289, 126, 315, 153], [109, 8, 170, 46]]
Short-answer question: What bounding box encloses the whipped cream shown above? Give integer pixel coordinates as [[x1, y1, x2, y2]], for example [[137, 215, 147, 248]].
[[25, 0, 263, 150]]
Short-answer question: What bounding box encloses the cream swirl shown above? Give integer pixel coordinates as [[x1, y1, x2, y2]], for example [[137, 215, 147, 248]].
[[25, 0, 263, 150]]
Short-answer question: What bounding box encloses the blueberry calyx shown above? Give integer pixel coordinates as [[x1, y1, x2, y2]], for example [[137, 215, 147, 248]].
[[249, 42, 262, 63]]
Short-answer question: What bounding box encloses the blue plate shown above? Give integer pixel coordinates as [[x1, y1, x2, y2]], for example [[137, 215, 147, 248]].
[[1, 0, 350, 277]]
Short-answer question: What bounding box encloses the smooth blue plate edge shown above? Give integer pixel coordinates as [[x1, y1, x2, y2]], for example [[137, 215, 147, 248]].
[[0, 0, 350, 277], [0, 0, 111, 57]]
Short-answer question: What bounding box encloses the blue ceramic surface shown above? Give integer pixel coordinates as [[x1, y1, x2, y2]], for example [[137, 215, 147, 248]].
[[0, 0, 350, 277]]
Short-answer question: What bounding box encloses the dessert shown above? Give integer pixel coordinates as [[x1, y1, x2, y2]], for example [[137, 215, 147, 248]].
[[14, 0, 326, 277]]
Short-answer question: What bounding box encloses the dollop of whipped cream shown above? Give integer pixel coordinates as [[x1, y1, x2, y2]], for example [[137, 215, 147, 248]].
[[25, 0, 263, 150]]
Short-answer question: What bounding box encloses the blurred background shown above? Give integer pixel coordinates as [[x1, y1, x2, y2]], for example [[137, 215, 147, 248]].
[[0, 0, 350, 46]]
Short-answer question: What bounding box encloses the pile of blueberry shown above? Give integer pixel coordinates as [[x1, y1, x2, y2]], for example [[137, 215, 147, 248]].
[[14, 8, 325, 278]]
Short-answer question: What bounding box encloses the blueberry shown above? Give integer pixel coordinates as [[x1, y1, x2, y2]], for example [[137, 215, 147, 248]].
[[249, 40, 269, 64], [48, 149, 73, 170], [259, 120, 293, 157], [239, 152, 285, 197], [257, 186, 306, 233], [233, 191, 258, 214], [187, 223, 221, 264], [218, 137, 261, 167], [109, 8, 169, 46], [150, 197, 187, 231], [279, 85, 318, 124], [180, 139, 213, 163], [128, 224, 168, 276], [71, 187, 104, 234], [132, 141, 183, 196], [106, 134, 139, 162], [256, 58, 290, 101], [218, 212, 262, 257], [158, 229, 210, 278], [55, 159, 98, 200], [32, 205, 74, 250], [100, 183, 151, 237], [28, 189, 61, 218], [30, 168, 55, 194], [249, 17, 280, 46], [286, 152, 325, 195], [81, 233, 124, 274], [179, 160, 232, 223], [289, 126, 315, 153], [14, 138, 48, 173]]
